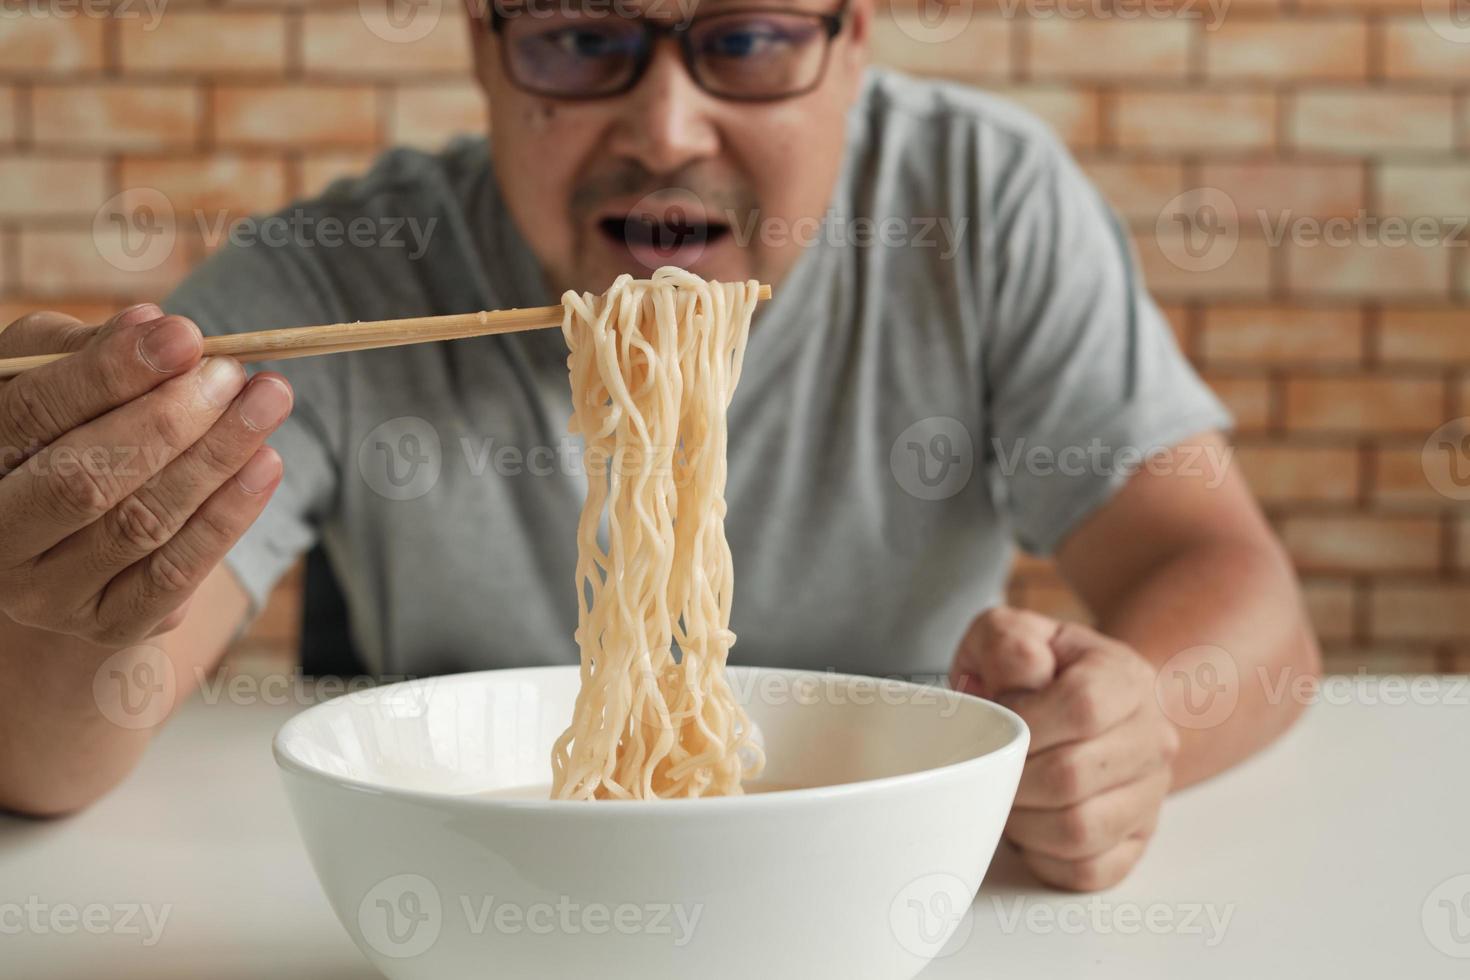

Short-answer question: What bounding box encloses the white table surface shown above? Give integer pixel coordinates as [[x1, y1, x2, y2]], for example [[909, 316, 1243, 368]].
[[2, 676, 1467, 979]]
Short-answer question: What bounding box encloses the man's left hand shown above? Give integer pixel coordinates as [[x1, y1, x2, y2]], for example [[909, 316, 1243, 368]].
[[949, 607, 1180, 892]]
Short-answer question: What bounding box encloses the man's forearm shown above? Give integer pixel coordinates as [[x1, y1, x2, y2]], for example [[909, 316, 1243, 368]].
[[0, 614, 160, 817], [1090, 539, 1322, 789], [0, 567, 250, 817]]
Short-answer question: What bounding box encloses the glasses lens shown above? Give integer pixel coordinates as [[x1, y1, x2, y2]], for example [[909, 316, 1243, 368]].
[[503, 8, 645, 97], [688, 11, 831, 99]]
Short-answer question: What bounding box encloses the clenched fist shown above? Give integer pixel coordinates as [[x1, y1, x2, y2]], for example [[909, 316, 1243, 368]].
[[950, 607, 1180, 892], [0, 305, 292, 648]]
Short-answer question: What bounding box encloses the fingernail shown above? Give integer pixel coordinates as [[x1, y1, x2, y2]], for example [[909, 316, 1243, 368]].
[[197, 357, 245, 408], [139, 317, 201, 373], [116, 303, 164, 332], [235, 448, 281, 494], [237, 377, 292, 432]]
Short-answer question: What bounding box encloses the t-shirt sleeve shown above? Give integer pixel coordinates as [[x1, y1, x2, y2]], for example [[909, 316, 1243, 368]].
[[982, 130, 1233, 557], [162, 241, 346, 614]]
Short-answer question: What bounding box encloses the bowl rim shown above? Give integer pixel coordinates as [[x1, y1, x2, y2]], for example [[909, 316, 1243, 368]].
[[272, 664, 1029, 815]]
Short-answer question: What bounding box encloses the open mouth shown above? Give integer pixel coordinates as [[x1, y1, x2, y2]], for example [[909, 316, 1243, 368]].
[[598, 213, 732, 264]]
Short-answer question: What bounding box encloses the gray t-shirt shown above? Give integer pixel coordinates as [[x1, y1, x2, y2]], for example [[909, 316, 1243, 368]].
[[165, 68, 1229, 679]]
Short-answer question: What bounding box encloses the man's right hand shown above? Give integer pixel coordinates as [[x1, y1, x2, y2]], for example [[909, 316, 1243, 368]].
[[0, 304, 292, 649]]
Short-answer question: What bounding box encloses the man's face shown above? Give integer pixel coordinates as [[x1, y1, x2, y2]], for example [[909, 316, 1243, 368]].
[[469, 0, 870, 296]]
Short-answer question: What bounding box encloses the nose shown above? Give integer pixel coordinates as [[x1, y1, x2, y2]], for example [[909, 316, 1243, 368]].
[[606, 40, 721, 176]]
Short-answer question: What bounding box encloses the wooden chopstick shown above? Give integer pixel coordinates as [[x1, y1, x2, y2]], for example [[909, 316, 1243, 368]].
[[0, 283, 774, 380]]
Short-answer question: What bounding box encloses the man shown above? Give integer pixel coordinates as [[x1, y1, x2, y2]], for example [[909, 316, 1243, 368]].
[[0, 0, 1318, 892]]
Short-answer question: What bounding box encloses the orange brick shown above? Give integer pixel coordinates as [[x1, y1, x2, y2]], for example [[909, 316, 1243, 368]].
[[989, 87, 1101, 150], [1205, 19, 1367, 80], [299, 151, 381, 198], [0, 86, 14, 144], [1284, 376, 1444, 434], [300, 10, 474, 76], [1115, 91, 1277, 150], [1234, 442, 1361, 502], [1285, 238, 1452, 299], [119, 12, 288, 74], [1199, 161, 1365, 221], [1200, 306, 1364, 364], [1383, 16, 1470, 79], [1376, 163, 1470, 220], [1027, 19, 1190, 79], [0, 155, 110, 218], [1135, 232, 1272, 298], [1380, 308, 1470, 362], [17, 228, 192, 299], [1280, 515, 1440, 572], [1375, 446, 1458, 507], [871, 14, 1011, 80], [119, 155, 290, 221], [1079, 159, 1185, 224], [1202, 374, 1272, 432], [1302, 579, 1356, 643], [1371, 584, 1470, 640], [0, 17, 105, 72], [388, 84, 487, 149], [1293, 89, 1456, 153], [213, 85, 379, 147], [32, 84, 200, 150]]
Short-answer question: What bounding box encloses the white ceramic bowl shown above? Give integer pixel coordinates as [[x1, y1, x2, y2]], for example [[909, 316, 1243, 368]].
[[274, 666, 1027, 980]]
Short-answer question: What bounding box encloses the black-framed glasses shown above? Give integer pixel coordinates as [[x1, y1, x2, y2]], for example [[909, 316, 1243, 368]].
[[489, 0, 850, 102]]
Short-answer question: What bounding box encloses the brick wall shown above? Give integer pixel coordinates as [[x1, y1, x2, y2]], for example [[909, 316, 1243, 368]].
[[2, 1, 1467, 673]]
